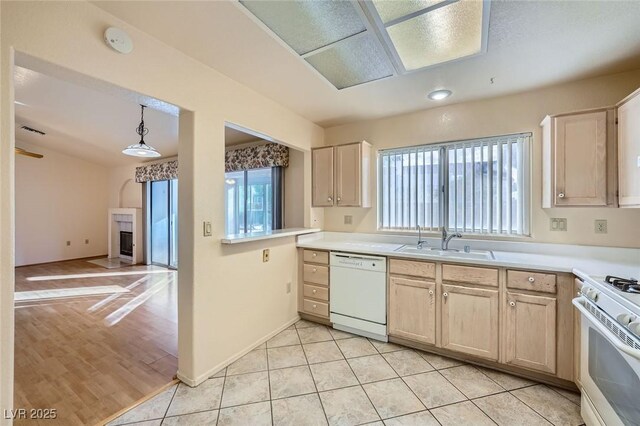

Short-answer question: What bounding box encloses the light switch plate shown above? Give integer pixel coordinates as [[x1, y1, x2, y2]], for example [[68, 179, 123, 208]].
[[594, 219, 608, 234], [203, 221, 212, 237], [344, 215, 353, 225], [263, 249, 270, 263], [550, 218, 567, 231], [66, 240, 71, 246]]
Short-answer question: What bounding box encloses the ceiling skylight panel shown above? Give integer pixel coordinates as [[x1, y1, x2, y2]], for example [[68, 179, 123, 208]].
[[305, 34, 394, 89], [239, 0, 367, 55], [385, 1, 484, 71], [372, 0, 448, 24]]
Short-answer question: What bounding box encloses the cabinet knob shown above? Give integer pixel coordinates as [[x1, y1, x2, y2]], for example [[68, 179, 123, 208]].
[[337, 197, 341, 202], [312, 252, 317, 257], [528, 276, 535, 283], [327, 197, 332, 202], [312, 289, 317, 294], [509, 301, 516, 307], [313, 268, 317, 273], [443, 292, 448, 298], [558, 192, 565, 198], [312, 304, 317, 309], [428, 290, 434, 296]]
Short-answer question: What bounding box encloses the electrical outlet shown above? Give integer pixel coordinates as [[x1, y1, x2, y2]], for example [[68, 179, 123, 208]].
[[550, 218, 567, 231], [85, 239, 89, 244], [595, 219, 608, 234], [286, 282, 291, 294], [263, 249, 270, 263], [66, 240, 71, 246], [203, 221, 212, 237], [344, 215, 353, 225]]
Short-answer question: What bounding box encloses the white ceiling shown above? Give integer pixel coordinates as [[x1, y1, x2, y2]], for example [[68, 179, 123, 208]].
[[93, 1, 640, 127], [14, 66, 178, 167]]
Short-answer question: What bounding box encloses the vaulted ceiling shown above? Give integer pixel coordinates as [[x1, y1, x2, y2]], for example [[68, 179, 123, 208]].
[[93, 0, 640, 127], [14, 66, 178, 167]]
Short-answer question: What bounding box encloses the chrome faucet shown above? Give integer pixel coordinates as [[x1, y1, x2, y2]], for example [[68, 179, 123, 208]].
[[441, 227, 462, 250], [417, 226, 428, 249]]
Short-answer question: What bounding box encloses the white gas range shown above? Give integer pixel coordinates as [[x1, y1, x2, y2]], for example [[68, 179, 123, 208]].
[[573, 271, 640, 426]]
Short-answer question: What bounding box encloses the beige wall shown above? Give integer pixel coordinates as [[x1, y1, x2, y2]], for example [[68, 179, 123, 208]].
[[15, 141, 109, 266], [0, 1, 324, 418], [323, 69, 640, 248], [284, 148, 305, 228]]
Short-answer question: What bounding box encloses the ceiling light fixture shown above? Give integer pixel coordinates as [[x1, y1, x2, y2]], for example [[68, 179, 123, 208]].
[[122, 105, 161, 158], [428, 89, 452, 100]]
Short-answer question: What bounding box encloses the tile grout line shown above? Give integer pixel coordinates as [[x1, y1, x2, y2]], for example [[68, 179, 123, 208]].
[[159, 382, 179, 424], [292, 322, 331, 425], [508, 386, 560, 425], [215, 368, 228, 425], [333, 334, 383, 423], [265, 332, 274, 426]]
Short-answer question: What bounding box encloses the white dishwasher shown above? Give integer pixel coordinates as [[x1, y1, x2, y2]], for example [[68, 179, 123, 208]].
[[330, 252, 387, 342]]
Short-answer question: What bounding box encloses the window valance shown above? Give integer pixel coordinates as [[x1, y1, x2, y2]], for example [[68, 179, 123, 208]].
[[135, 159, 178, 183], [225, 143, 289, 172]]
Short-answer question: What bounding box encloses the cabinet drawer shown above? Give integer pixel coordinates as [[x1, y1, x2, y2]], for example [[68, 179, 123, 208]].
[[442, 264, 498, 287], [389, 259, 435, 279], [303, 284, 329, 301], [303, 250, 329, 265], [507, 270, 557, 294], [303, 299, 329, 317], [303, 264, 329, 285]]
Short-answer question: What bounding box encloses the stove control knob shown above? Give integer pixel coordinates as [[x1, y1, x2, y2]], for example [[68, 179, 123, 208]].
[[584, 287, 599, 302], [628, 321, 640, 337], [617, 313, 636, 326]]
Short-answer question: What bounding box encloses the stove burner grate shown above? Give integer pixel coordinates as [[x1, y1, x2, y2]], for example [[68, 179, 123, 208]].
[[605, 275, 640, 293]]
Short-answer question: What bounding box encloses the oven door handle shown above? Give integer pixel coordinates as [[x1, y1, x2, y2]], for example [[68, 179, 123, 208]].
[[573, 297, 640, 361]]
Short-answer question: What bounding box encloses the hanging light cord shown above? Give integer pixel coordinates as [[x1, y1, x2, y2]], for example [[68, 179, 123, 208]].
[[136, 104, 149, 144]]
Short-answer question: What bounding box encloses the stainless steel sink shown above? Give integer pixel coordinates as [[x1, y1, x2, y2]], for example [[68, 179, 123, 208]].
[[394, 245, 495, 260]]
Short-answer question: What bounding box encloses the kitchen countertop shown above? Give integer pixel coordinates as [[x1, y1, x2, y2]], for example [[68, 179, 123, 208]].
[[222, 227, 321, 244], [297, 232, 639, 277]]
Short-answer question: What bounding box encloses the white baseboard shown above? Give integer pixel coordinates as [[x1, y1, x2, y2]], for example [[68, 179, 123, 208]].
[[177, 315, 300, 387]]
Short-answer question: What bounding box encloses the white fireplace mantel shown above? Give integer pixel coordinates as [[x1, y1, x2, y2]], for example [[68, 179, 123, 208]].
[[108, 208, 143, 264]]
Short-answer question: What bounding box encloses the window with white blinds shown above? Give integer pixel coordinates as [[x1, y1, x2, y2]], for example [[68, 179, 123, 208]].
[[378, 133, 531, 236]]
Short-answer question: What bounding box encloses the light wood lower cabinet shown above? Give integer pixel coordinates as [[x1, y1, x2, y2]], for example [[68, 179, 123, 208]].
[[504, 292, 557, 374], [388, 276, 436, 345], [441, 284, 499, 361]]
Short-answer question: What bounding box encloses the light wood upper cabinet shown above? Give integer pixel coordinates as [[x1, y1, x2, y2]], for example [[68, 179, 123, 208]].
[[541, 109, 616, 208], [312, 147, 334, 207], [335, 142, 372, 207], [504, 292, 557, 374], [441, 284, 499, 361], [312, 142, 371, 208], [389, 276, 436, 345], [617, 88, 640, 207], [541, 109, 615, 207]]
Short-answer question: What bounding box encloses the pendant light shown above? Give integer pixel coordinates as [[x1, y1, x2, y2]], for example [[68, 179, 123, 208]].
[[122, 105, 161, 158]]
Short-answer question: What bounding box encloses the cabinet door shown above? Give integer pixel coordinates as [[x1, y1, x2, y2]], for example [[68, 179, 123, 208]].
[[312, 147, 334, 207], [554, 111, 607, 206], [389, 277, 436, 345], [618, 92, 640, 207], [504, 292, 556, 374], [335, 143, 361, 206], [441, 284, 499, 360]]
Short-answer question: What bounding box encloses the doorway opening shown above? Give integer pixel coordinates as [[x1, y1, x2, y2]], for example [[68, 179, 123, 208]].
[[12, 61, 182, 425]]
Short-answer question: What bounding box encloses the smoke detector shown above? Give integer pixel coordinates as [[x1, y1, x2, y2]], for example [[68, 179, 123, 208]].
[[104, 27, 133, 54]]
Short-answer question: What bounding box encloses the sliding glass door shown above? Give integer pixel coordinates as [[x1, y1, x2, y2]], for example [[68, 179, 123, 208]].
[[150, 179, 178, 268]]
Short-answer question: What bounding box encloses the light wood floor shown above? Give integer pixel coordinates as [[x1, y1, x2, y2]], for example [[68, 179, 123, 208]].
[[14, 259, 178, 425]]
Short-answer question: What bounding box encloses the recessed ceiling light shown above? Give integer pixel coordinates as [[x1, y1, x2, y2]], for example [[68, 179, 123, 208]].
[[428, 89, 451, 100]]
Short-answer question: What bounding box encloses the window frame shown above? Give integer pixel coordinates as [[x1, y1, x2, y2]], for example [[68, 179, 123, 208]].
[[377, 133, 532, 237]]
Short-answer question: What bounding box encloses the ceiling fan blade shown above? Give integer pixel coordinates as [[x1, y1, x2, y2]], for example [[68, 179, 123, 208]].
[[15, 147, 44, 159]]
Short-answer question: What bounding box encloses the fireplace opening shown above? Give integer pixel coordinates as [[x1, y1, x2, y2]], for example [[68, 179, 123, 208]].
[[120, 231, 133, 257]]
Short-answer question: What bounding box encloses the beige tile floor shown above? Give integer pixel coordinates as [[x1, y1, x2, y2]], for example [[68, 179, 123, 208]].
[[108, 320, 584, 426]]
